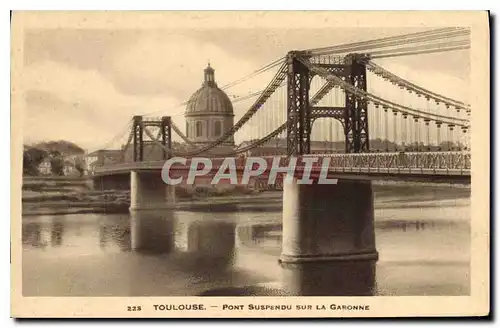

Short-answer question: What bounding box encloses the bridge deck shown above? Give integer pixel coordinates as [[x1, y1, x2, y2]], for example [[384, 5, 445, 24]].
[[93, 151, 471, 183]]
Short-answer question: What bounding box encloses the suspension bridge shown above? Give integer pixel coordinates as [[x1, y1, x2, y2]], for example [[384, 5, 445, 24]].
[[91, 27, 472, 265], [93, 27, 471, 180]]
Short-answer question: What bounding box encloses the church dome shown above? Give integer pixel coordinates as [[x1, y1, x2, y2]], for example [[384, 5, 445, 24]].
[[186, 64, 234, 116]]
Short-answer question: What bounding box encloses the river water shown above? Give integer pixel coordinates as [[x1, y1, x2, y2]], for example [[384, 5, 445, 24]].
[[22, 184, 470, 297]]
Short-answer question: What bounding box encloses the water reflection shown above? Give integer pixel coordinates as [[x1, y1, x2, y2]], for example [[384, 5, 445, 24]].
[[377, 220, 436, 231], [131, 212, 175, 254], [280, 261, 376, 296], [125, 211, 239, 296], [99, 216, 131, 251], [22, 218, 66, 249], [181, 219, 236, 269], [50, 218, 64, 247], [236, 223, 282, 248], [22, 221, 46, 248], [22, 186, 470, 296], [236, 223, 375, 296], [129, 211, 236, 271]]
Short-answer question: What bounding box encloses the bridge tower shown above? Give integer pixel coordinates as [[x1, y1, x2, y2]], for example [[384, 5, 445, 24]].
[[344, 53, 370, 153], [286, 51, 311, 156], [129, 115, 175, 211], [286, 52, 370, 155], [282, 53, 377, 282], [132, 116, 144, 162], [132, 115, 172, 162]]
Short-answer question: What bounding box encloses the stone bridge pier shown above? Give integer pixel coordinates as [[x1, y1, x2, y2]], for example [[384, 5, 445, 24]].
[[130, 171, 176, 211], [279, 179, 378, 294], [280, 179, 378, 263], [279, 179, 378, 295]]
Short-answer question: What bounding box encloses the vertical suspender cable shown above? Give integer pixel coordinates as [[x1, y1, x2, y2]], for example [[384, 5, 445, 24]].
[[384, 107, 389, 151], [449, 125, 455, 150], [425, 119, 430, 150], [393, 110, 398, 151], [414, 116, 420, 151], [436, 122, 442, 150], [402, 114, 408, 150]]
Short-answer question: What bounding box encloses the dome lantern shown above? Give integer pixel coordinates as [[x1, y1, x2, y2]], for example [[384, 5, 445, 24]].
[[204, 62, 216, 86], [186, 63, 234, 116]]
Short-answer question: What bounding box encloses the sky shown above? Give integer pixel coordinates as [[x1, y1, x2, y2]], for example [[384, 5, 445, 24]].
[[20, 26, 470, 151]]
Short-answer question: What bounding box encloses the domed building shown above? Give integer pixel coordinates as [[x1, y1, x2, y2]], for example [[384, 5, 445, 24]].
[[185, 64, 235, 148]]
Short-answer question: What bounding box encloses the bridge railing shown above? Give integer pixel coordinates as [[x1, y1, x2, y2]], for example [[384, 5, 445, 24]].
[[302, 151, 470, 176], [94, 151, 471, 177], [305, 151, 471, 170]]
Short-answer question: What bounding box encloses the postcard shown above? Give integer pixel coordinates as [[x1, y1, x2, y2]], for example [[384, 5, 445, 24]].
[[11, 10, 489, 318]]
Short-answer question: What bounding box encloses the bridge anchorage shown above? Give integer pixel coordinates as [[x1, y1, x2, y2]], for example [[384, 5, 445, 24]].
[[93, 28, 471, 277]]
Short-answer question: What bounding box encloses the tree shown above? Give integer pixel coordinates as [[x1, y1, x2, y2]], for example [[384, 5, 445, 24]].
[[23, 147, 47, 176], [49, 151, 65, 176], [75, 162, 85, 177], [34, 140, 85, 155]]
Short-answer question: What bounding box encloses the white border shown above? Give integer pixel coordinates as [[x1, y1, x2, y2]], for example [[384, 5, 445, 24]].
[[4, 1, 496, 327]]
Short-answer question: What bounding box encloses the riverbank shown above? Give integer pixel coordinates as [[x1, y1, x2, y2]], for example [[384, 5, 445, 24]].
[[22, 176, 267, 216], [22, 176, 130, 216], [22, 176, 470, 216]]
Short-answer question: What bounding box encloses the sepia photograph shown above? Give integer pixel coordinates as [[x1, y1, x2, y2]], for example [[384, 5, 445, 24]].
[[10, 10, 489, 318]]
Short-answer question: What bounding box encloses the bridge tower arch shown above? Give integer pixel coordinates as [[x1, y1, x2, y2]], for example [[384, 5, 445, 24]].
[[286, 52, 370, 155], [132, 115, 173, 162]]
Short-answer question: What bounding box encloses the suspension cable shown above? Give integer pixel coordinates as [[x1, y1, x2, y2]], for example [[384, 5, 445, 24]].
[[300, 57, 469, 127], [173, 62, 288, 156], [141, 119, 290, 157], [367, 39, 469, 56], [367, 61, 470, 109], [220, 57, 285, 89], [370, 45, 470, 59], [306, 28, 469, 56], [87, 119, 133, 154]]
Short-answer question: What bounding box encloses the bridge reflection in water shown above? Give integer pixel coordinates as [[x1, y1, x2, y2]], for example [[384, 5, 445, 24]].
[[21, 212, 375, 296], [281, 262, 375, 296], [234, 223, 375, 296], [128, 212, 376, 296], [22, 193, 469, 297], [130, 211, 236, 269], [101, 210, 376, 296]]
